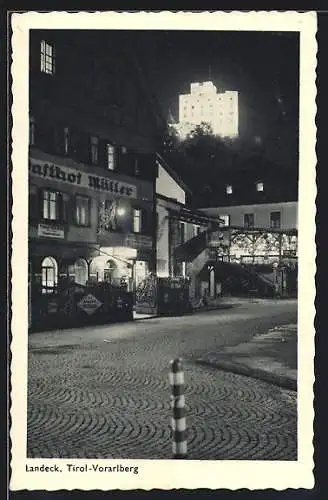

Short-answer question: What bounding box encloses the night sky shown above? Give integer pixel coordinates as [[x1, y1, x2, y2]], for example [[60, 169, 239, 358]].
[[125, 30, 299, 170]]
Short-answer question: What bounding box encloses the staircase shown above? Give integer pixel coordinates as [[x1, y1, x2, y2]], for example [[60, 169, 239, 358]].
[[173, 230, 276, 298]]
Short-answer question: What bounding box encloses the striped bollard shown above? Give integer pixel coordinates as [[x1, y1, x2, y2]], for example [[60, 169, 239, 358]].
[[169, 358, 187, 458]]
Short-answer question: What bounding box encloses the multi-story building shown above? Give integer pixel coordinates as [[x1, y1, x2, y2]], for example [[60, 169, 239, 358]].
[[174, 81, 239, 139], [28, 30, 165, 295]]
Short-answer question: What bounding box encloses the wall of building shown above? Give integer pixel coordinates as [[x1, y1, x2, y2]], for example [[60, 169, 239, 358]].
[[156, 165, 186, 205], [201, 202, 298, 230]]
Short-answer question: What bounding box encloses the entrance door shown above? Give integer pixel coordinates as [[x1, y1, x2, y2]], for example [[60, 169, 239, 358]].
[[41, 256, 58, 294], [134, 261, 148, 289]]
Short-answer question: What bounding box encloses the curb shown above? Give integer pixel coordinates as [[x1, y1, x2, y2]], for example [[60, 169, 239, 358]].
[[195, 359, 297, 392], [133, 315, 159, 321], [133, 303, 236, 320]]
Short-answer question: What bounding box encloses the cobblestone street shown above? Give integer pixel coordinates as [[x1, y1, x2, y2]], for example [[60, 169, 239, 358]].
[[27, 300, 297, 460]]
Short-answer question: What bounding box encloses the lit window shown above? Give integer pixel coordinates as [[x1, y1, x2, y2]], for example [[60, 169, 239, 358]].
[[64, 127, 70, 155], [226, 185, 233, 195], [40, 40, 55, 75], [219, 215, 230, 227], [133, 209, 142, 233], [106, 143, 115, 170], [43, 190, 59, 220], [270, 211, 281, 229], [91, 136, 98, 164], [256, 181, 264, 192], [29, 116, 35, 145], [75, 195, 90, 226], [244, 213, 254, 228]]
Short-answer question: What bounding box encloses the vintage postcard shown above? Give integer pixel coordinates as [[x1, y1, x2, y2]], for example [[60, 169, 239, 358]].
[[10, 10, 317, 490]]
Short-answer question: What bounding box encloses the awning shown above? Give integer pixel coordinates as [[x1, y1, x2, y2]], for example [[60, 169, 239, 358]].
[[29, 239, 100, 261]]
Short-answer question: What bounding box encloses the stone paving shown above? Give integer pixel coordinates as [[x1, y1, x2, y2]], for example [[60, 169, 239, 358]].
[[27, 301, 297, 460]]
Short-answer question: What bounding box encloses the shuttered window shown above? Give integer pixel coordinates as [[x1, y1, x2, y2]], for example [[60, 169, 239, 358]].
[[75, 195, 91, 226]]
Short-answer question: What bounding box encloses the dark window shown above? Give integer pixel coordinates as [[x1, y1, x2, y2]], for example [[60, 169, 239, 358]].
[[75, 195, 91, 226], [29, 185, 39, 219], [42, 190, 60, 220], [256, 181, 264, 192], [41, 257, 58, 294], [40, 40, 55, 75], [64, 127, 70, 156], [91, 136, 98, 164], [244, 213, 254, 228], [270, 211, 281, 229]]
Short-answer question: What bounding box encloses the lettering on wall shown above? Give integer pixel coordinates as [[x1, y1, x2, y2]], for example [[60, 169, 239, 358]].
[[98, 199, 119, 233], [29, 160, 137, 198]]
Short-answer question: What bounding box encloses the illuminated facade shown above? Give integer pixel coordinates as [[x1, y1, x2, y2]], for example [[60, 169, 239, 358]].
[[29, 31, 165, 297], [175, 81, 239, 139]]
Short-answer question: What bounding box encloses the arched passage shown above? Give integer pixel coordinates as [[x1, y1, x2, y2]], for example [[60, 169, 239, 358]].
[[74, 258, 88, 285]]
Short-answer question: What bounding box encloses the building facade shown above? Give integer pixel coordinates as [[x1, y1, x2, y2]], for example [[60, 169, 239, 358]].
[[174, 81, 239, 139], [29, 30, 165, 295]]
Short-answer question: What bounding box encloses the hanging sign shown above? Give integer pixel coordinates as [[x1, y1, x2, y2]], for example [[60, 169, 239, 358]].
[[126, 233, 153, 249], [38, 223, 65, 239]]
